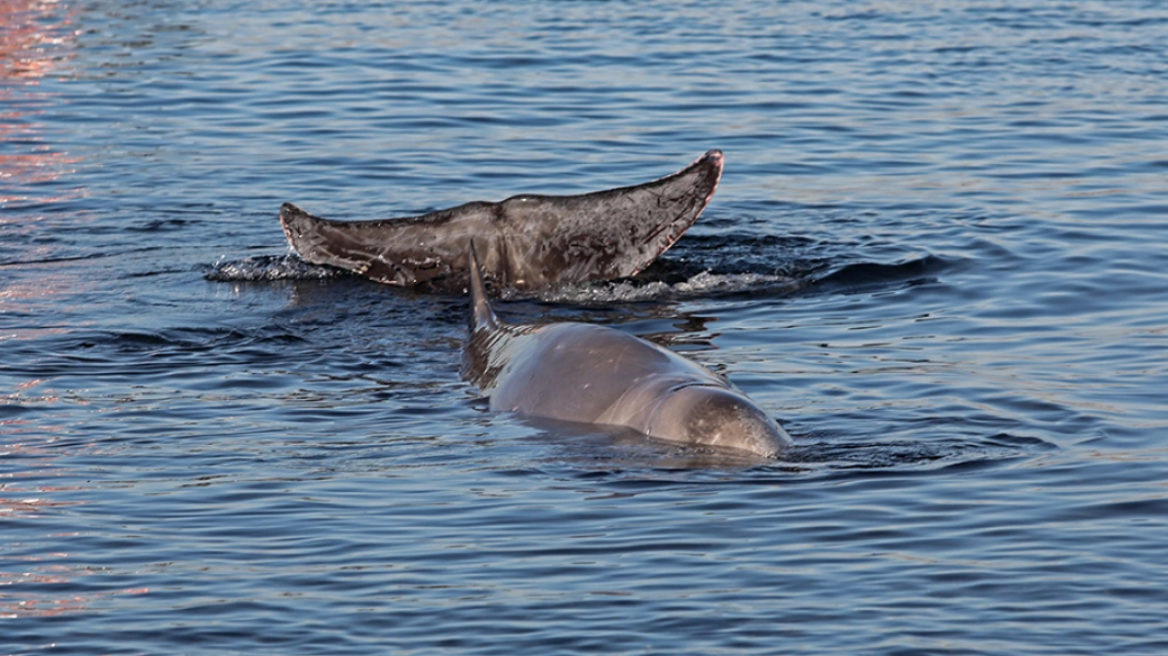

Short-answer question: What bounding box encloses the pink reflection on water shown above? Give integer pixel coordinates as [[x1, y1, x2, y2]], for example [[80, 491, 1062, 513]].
[[0, 0, 79, 81], [1, 0, 83, 206], [0, 551, 151, 618]]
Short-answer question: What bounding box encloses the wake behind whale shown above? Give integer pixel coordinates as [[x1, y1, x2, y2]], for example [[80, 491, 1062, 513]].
[[205, 248, 943, 305]]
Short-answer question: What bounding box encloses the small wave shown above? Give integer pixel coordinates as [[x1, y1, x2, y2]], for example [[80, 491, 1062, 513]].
[[811, 254, 949, 293], [780, 430, 1055, 474], [205, 254, 346, 282]]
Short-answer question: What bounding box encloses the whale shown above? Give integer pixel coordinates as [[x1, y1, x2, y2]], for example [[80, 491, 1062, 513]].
[[461, 243, 792, 458], [280, 150, 723, 291]]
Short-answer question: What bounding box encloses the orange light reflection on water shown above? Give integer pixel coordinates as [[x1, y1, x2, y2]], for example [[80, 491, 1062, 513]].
[[1, 0, 83, 206]]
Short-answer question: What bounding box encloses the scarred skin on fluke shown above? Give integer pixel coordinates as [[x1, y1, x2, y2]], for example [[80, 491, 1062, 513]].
[[461, 242, 792, 458], [280, 150, 724, 291]]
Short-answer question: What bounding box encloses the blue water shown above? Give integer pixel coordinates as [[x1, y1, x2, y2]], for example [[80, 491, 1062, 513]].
[[3, 1, 1168, 654]]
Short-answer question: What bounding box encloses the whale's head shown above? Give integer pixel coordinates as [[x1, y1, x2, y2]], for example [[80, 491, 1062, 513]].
[[641, 385, 792, 458]]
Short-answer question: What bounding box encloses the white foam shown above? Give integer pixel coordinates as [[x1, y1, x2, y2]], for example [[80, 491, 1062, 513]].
[[532, 271, 803, 304]]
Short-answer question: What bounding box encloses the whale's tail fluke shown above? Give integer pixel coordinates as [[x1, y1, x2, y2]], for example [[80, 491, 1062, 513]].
[[280, 150, 724, 292]]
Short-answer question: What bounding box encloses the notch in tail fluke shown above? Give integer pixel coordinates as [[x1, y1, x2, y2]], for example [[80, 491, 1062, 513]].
[[467, 240, 497, 332]]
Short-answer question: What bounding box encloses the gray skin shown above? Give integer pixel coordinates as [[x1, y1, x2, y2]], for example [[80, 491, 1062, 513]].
[[461, 244, 792, 458], [281, 150, 723, 291]]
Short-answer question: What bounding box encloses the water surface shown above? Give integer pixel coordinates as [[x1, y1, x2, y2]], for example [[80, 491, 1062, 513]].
[[3, 1, 1168, 654]]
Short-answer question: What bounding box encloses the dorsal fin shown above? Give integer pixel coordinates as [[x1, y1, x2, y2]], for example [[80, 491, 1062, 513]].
[[467, 240, 497, 332]]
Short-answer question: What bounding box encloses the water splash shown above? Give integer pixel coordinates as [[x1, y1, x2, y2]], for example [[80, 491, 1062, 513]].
[[205, 254, 345, 282]]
